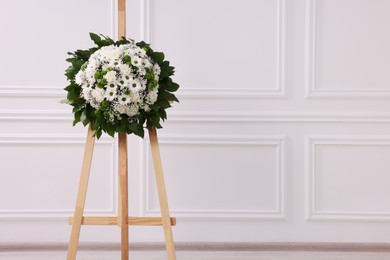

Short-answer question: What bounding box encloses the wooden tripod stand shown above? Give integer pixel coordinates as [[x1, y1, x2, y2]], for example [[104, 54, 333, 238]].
[[67, 2, 176, 258], [67, 126, 177, 260]]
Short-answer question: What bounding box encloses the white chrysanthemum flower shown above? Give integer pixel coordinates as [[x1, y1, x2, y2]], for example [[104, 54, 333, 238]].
[[105, 87, 118, 101], [119, 64, 131, 76], [137, 66, 146, 76], [107, 82, 117, 89], [129, 79, 142, 92], [129, 91, 140, 103], [91, 88, 105, 103], [105, 70, 117, 83], [140, 79, 148, 90], [132, 57, 143, 67], [127, 104, 139, 116], [116, 104, 127, 114], [143, 105, 151, 112], [107, 59, 122, 70], [146, 89, 158, 104], [119, 44, 129, 51], [88, 57, 99, 69], [118, 94, 131, 105], [121, 75, 132, 86], [140, 58, 152, 68], [153, 64, 161, 75], [137, 48, 146, 56], [99, 46, 120, 61], [82, 87, 92, 100], [85, 67, 96, 84], [75, 71, 86, 85], [90, 100, 100, 109], [126, 48, 137, 56], [111, 49, 121, 59]]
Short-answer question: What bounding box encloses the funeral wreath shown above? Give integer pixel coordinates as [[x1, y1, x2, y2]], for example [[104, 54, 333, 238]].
[[63, 33, 179, 139]]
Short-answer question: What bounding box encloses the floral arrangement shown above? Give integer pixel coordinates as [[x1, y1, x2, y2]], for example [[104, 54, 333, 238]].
[[63, 33, 179, 139]]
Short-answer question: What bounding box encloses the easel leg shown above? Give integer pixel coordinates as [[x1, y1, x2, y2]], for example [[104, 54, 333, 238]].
[[67, 125, 96, 260], [118, 132, 129, 260], [117, 0, 129, 257], [149, 127, 177, 260]]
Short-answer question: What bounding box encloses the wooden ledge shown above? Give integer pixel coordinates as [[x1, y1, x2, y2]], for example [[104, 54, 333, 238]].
[[68, 216, 176, 226]]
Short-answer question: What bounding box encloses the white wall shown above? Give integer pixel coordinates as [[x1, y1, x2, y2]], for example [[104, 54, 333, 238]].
[[1, 0, 390, 244]]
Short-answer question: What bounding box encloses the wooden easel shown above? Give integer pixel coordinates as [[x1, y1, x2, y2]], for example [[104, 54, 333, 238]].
[[66, 1, 176, 259]]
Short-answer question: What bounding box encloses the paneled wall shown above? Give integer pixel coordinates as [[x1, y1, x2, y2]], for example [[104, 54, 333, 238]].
[[1, 0, 390, 243]]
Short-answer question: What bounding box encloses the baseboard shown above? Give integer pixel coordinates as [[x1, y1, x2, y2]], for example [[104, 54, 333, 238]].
[[2, 242, 390, 252]]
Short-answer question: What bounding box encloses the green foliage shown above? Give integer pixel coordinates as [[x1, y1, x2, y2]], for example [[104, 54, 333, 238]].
[[63, 33, 180, 139]]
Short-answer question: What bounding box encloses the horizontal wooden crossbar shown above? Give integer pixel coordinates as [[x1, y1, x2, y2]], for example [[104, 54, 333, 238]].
[[68, 216, 176, 226]]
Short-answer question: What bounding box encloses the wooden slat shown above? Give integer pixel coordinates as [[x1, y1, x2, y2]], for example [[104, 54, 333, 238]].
[[67, 125, 96, 260], [118, 133, 128, 227], [68, 217, 177, 226], [118, 132, 129, 259], [118, 0, 126, 39], [118, 1, 128, 259], [149, 127, 177, 260]]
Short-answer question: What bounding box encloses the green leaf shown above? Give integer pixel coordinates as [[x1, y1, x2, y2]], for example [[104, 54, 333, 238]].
[[146, 119, 154, 130], [64, 82, 76, 91], [116, 38, 131, 46], [133, 126, 145, 138], [136, 41, 150, 49], [157, 99, 171, 109], [67, 89, 79, 100], [107, 126, 115, 137], [95, 129, 103, 139], [71, 98, 86, 107], [90, 32, 103, 46], [66, 57, 78, 63], [128, 122, 139, 132], [154, 121, 163, 129], [150, 112, 162, 128], [93, 111, 104, 129], [80, 109, 89, 126], [150, 103, 159, 112], [138, 115, 146, 127], [102, 35, 115, 45], [71, 59, 84, 71], [86, 105, 95, 119], [158, 109, 167, 120], [153, 52, 165, 65], [75, 49, 91, 61], [72, 105, 85, 114], [73, 110, 82, 126], [65, 66, 77, 80], [164, 82, 179, 92], [118, 117, 128, 132], [169, 93, 179, 103], [160, 61, 175, 78]]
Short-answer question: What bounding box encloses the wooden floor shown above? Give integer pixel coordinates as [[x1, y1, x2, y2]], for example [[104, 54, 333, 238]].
[[2, 251, 390, 259]]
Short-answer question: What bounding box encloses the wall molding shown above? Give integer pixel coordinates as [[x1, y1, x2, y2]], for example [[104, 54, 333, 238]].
[[167, 112, 390, 123], [0, 110, 72, 121], [141, 134, 286, 219], [141, 0, 287, 98], [4, 108, 390, 123], [305, 0, 390, 99], [0, 86, 65, 97], [0, 134, 117, 219], [305, 135, 390, 221]]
